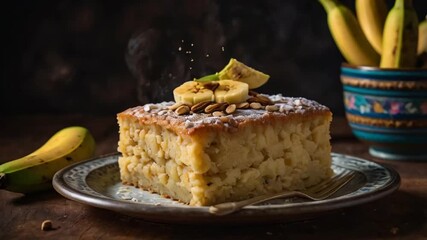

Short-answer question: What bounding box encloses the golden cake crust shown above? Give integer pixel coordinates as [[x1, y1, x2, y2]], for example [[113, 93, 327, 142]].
[[117, 94, 332, 136]]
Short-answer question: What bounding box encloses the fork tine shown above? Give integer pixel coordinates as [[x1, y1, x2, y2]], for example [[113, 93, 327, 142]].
[[307, 169, 351, 193], [312, 171, 353, 194], [310, 171, 356, 198], [209, 170, 357, 215]]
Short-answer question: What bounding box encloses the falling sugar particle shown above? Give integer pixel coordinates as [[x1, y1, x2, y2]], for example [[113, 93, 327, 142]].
[[190, 58, 194, 62], [178, 47, 182, 51], [221, 46, 225, 51], [206, 54, 210, 57], [189, 67, 192, 70], [191, 43, 194, 47], [181, 39, 184, 43]]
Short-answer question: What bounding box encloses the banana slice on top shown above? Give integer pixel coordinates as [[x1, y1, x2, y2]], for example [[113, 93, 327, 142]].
[[218, 58, 270, 89], [214, 80, 249, 104], [173, 81, 215, 105]]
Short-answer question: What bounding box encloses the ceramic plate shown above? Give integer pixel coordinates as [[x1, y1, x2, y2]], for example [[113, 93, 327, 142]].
[[53, 153, 400, 224]]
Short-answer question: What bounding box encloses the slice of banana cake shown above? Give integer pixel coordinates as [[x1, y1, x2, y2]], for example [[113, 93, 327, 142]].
[[117, 94, 333, 206]]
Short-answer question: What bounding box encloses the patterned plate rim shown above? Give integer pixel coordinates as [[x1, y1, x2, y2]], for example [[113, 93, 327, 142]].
[[53, 152, 400, 224]]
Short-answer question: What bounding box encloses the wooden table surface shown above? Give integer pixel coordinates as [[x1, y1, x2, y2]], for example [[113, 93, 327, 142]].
[[0, 115, 426, 239]]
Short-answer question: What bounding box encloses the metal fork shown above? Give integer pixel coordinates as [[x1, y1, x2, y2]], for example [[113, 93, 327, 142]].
[[209, 170, 356, 216]]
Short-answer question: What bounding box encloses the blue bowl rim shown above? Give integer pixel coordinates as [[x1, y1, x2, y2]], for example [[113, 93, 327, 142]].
[[341, 63, 427, 72]]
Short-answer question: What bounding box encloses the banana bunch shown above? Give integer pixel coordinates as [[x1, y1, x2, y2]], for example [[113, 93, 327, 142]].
[[0, 126, 96, 194], [319, 0, 424, 68], [174, 59, 269, 105]]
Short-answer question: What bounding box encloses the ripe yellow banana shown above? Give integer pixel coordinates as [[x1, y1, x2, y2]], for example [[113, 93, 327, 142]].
[[418, 17, 427, 68], [380, 0, 419, 68], [355, 0, 388, 54], [0, 126, 96, 193], [418, 17, 427, 55], [214, 80, 249, 104], [319, 0, 380, 66], [218, 58, 270, 89], [173, 81, 215, 105]]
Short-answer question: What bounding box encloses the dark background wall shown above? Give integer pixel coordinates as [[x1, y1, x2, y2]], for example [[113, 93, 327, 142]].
[[2, 0, 426, 116]]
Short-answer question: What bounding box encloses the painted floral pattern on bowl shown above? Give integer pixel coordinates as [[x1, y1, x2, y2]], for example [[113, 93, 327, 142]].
[[344, 92, 427, 117]]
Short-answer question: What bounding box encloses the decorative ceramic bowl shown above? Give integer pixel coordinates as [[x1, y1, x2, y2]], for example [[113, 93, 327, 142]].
[[340, 64, 427, 160]]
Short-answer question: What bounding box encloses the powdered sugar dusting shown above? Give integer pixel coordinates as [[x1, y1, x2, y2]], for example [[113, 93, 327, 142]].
[[120, 94, 330, 130]]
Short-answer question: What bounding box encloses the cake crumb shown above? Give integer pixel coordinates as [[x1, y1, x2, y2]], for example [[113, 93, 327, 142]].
[[143, 105, 151, 112], [41, 220, 53, 231]]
